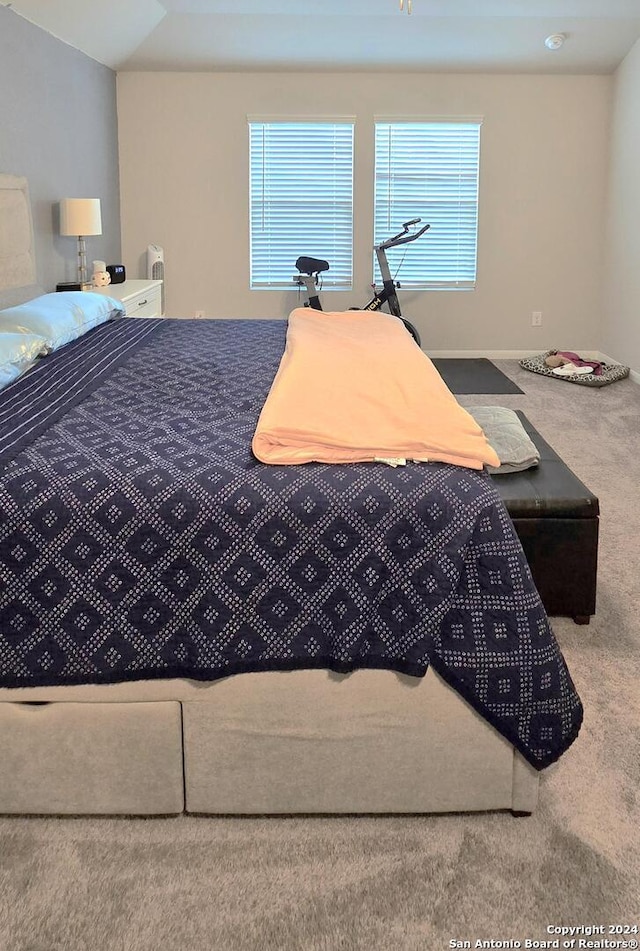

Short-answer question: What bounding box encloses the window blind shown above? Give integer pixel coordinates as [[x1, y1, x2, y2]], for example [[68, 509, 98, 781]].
[[249, 121, 354, 289], [374, 121, 481, 290]]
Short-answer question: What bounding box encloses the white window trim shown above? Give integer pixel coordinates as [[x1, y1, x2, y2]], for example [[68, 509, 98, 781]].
[[248, 117, 355, 291], [374, 118, 482, 291]]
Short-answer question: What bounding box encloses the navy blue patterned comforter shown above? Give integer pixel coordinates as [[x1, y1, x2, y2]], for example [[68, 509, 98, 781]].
[[0, 317, 582, 768]]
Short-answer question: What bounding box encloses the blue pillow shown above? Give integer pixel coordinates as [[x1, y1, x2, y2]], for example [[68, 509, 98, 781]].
[[0, 331, 48, 391], [0, 292, 125, 351]]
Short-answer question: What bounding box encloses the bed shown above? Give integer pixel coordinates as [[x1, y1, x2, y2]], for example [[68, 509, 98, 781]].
[[0, 175, 581, 816]]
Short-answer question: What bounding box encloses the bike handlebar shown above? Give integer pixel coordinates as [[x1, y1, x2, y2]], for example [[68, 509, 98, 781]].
[[377, 219, 431, 251]]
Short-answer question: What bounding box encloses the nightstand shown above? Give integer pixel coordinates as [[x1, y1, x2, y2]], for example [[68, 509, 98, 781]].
[[92, 279, 163, 318]]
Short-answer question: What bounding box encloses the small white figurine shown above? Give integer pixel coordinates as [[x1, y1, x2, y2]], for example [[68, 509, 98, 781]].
[[91, 260, 111, 287]]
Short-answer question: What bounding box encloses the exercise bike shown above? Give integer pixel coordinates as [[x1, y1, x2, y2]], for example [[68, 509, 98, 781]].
[[293, 218, 430, 347]]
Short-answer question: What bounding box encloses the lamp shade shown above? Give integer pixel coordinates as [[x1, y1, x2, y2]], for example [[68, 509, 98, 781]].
[[59, 198, 102, 236]]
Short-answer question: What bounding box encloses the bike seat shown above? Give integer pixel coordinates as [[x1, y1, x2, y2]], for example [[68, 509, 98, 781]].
[[296, 256, 329, 275]]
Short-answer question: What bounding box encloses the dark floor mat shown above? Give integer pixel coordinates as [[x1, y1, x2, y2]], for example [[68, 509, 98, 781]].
[[432, 358, 524, 395]]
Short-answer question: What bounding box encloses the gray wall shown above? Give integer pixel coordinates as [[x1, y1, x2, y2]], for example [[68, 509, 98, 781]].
[[0, 6, 120, 293], [117, 71, 611, 354], [603, 37, 640, 375]]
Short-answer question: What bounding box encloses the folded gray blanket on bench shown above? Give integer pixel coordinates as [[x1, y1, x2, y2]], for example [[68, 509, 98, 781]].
[[467, 406, 540, 475]]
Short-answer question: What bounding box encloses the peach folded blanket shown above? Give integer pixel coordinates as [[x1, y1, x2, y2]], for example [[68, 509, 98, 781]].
[[252, 308, 501, 471]]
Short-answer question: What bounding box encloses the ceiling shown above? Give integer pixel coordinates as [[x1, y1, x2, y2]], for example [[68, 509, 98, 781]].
[[3, 0, 640, 74]]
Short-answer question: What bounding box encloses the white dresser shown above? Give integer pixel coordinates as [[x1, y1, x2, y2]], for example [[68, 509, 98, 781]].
[[93, 279, 163, 318]]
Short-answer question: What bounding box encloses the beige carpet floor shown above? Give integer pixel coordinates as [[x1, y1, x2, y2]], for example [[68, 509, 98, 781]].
[[1, 361, 638, 951]]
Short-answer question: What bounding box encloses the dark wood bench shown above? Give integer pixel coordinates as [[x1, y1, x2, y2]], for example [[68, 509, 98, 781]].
[[490, 412, 599, 624]]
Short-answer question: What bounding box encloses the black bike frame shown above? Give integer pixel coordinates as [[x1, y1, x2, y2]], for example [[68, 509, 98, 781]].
[[294, 273, 322, 311], [360, 244, 403, 316], [293, 220, 430, 345]]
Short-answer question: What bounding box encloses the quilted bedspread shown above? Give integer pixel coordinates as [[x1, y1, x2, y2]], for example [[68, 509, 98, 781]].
[[0, 317, 582, 768]]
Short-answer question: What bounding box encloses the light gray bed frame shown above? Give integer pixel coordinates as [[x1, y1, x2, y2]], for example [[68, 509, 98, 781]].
[[0, 172, 539, 817]]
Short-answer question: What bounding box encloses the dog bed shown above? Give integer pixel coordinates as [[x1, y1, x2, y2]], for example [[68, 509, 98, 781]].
[[520, 351, 629, 387]]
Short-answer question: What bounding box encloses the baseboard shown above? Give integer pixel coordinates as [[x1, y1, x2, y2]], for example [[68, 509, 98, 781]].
[[425, 350, 539, 359], [596, 351, 640, 385]]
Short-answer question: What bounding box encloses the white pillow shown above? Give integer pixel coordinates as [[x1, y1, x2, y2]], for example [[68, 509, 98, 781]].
[[0, 331, 48, 391], [0, 291, 124, 351]]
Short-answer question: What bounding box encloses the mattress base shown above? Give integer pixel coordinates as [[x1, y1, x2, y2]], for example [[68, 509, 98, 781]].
[[0, 669, 539, 816], [0, 700, 184, 815]]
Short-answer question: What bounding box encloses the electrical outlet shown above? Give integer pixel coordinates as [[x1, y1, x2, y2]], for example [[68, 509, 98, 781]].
[[531, 311, 543, 327], [194, 310, 205, 319]]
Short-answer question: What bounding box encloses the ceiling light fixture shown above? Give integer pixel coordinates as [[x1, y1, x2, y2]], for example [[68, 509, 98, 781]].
[[545, 33, 566, 50], [399, 0, 412, 13]]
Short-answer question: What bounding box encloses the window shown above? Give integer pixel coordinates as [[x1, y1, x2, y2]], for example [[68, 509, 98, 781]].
[[249, 120, 354, 289], [374, 120, 481, 289]]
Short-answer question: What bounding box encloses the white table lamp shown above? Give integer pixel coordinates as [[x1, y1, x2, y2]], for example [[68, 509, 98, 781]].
[[59, 198, 102, 287]]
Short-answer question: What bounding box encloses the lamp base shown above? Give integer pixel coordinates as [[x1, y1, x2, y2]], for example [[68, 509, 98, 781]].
[[56, 282, 83, 292]]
